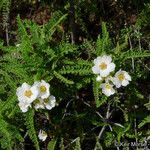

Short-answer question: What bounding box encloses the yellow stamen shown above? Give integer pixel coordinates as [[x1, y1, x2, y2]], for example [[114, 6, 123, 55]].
[[40, 85, 46, 92], [44, 98, 49, 103], [105, 84, 111, 89], [24, 90, 33, 98], [118, 73, 125, 81], [99, 62, 107, 70]]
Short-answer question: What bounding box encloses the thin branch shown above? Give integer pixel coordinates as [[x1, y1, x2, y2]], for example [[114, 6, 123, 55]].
[[94, 103, 111, 150], [62, 99, 74, 120], [137, 28, 142, 52], [64, 137, 79, 149], [97, 125, 106, 142], [69, 0, 76, 44], [82, 101, 104, 120], [5, 23, 9, 46], [128, 35, 134, 70]]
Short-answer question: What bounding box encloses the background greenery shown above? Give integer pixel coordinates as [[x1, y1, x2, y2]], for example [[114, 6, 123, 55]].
[[0, 0, 150, 150]]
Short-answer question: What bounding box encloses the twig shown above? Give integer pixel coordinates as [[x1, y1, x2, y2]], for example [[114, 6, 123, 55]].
[[5, 23, 9, 46], [83, 101, 124, 149], [129, 36, 134, 70], [69, 0, 76, 44], [96, 125, 106, 142], [94, 103, 111, 150], [64, 137, 79, 149], [62, 99, 74, 120], [24, 132, 28, 139], [137, 28, 142, 52], [82, 101, 104, 120], [100, 0, 105, 15]]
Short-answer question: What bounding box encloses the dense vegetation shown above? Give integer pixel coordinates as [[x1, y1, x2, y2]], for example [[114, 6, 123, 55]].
[[0, 0, 150, 150]]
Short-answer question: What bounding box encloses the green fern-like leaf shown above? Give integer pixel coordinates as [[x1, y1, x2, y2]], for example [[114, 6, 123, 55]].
[[74, 137, 81, 150], [44, 11, 67, 39], [0, 95, 16, 115], [0, 116, 24, 150], [59, 59, 92, 75], [93, 80, 100, 107], [138, 115, 150, 128], [17, 16, 32, 53], [120, 50, 150, 60], [60, 65, 91, 75], [104, 132, 114, 147], [60, 138, 65, 150], [0, 118, 13, 150], [47, 138, 57, 150], [0, 0, 11, 29], [96, 22, 111, 55], [54, 71, 74, 85], [95, 136, 103, 150], [25, 109, 40, 150], [58, 42, 77, 57]]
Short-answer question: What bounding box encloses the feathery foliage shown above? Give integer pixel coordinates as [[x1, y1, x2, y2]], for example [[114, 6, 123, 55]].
[[0, 4, 149, 149]]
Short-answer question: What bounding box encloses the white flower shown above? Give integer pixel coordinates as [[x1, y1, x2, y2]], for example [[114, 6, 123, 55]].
[[34, 99, 45, 110], [113, 70, 131, 88], [16, 83, 39, 104], [101, 83, 115, 96], [38, 130, 47, 141], [16, 44, 20, 47], [34, 80, 50, 99], [44, 95, 56, 110], [18, 101, 31, 112], [96, 75, 102, 81], [92, 55, 116, 77]]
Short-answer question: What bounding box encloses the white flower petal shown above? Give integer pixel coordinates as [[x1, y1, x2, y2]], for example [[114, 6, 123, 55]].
[[35, 80, 50, 99], [34, 99, 45, 110], [22, 82, 31, 89], [16, 82, 39, 104], [101, 83, 115, 97], [18, 101, 31, 112], [96, 75, 102, 81], [100, 70, 110, 77], [101, 55, 112, 64], [92, 66, 100, 74], [33, 81, 40, 86], [41, 91, 50, 99], [92, 55, 115, 77], [122, 80, 129, 86], [94, 56, 102, 64], [125, 72, 131, 81], [29, 85, 39, 102], [45, 96, 56, 110], [113, 70, 131, 88], [113, 78, 121, 88], [38, 130, 47, 141], [108, 63, 115, 72]]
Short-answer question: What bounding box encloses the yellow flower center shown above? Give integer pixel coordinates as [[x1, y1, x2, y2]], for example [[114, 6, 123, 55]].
[[42, 131, 47, 136], [44, 98, 49, 103], [105, 84, 111, 89], [24, 90, 33, 98], [40, 85, 47, 92], [34, 99, 40, 104], [99, 62, 107, 70], [118, 73, 125, 81]]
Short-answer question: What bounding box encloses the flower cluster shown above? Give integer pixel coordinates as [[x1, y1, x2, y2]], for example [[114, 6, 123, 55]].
[[16, 80, 56, 112], [92, 55, 131, 96]]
